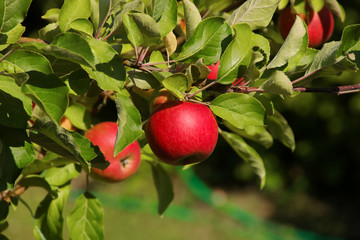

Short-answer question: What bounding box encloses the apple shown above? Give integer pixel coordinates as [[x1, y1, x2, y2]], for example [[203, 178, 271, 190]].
[[207, 61, 220, 80], [85, 121, 141, 182], [60, 116, 75, 131], [277, 5, 334, 48], [145, 101, 218, 166]]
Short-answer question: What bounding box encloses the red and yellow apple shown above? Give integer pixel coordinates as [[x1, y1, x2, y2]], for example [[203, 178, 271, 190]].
[[85, 121, 141, 182], [145, 101, 218, 166], [207, 61, 220, 80], [277, 5, 334, 48], [149, 89, 175, 112]]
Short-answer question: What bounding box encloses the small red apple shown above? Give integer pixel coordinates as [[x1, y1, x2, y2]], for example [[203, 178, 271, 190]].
[[85, 121, 141, 182], [145, 101, 218, 166], [278, 6, 334, 48], [207, 61, 220, 80]]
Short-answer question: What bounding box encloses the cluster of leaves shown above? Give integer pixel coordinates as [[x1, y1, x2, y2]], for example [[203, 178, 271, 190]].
[[0, 0, 359, 239]]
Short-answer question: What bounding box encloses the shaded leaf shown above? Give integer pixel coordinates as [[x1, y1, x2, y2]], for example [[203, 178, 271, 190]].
[[155, 0, 178, 37], [44, 164, 82, 186], [162, 73, 191, 100], [259, 70, 293, 95], [0, 0, 31, 33], [183, 0, 202, 39], [267, 110, 295, 151]]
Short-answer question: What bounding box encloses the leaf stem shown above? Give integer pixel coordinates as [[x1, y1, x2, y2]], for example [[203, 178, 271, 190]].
[[95, 1, 112, 39], [0, 48, 15, 63]]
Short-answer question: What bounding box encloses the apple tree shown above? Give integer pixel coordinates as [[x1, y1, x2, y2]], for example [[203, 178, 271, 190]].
[[0, 0, 359, 239]]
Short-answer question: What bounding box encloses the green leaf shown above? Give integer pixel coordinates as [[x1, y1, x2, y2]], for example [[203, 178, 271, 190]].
[[59, 0, 91, 32], [66, 69, 91, 95], [305, 41, 358, 80], [210, 93, 266, 129], [128, 70, 161, 90], [162, 73, 191, 100], [67, 192, 104, 240], [29, 118, 108, 170], [64, 104, 91, 130], [22, 154, 75, 176], [217, 23, 253, 84], [44, 164, 82, 186], [110, 0, 144, 35], [17, 175, 54, 194], [42, 8, 61, 23], [113, 92, 143, 155], [227, 0, 280, 29], [154, 0, 178, 36], [220, 130, 266, 189], [0, 126, 31, 190], [70, 19, 94, 36], [45, 32, 95, 68], [34, 184, 70, 240], [259, 70, 293, 96], [0, 75, 32, 128], [0, 0, 31, 33], [82, 38, 126, 92], [224, 121, 273, 149], [0, 24, 25, 49], [22, 72, 68, 124], [146, 160, 174, 215], [176, 17, 232, 65], [267, 110, 295, 151], [123, 13, 143, 48], [148, 51, 167, 69], [183, 0, 202, 39], [337, 24, 360, 63], [129, 12, 162, 45], [267, 16, 307, 69], [325, 0, 345, 22], [38, 23, 62, 43], [5, 49, 53, 75]]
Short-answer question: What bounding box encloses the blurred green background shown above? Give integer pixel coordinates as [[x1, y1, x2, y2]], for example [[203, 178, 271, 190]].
[[4, 0, 360, 239]]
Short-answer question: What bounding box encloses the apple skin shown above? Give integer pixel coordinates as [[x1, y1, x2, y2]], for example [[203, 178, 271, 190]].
[[85, 122, 141, 182], [145, 101, 218, 166], [149, 89, 175, 112], [278, 6, 334, 48], [207, 61, 220, 80]]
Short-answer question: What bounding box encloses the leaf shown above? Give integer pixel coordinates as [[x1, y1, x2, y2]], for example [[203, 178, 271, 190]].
[[34, 184, 70, 240], [217, 23, 253, 84], [154, 0, 178, 36], [183, 0, 202, 39], [42, 8, 61, 23], [0, 126, 32, 190], [64, 104, 91, 130], [66, 69, 91, 95], [267, 110, 295, 151], [70, 19, 94, 36], [210, 93, 266, 129], [224, 121, 273, 149], [128, 70, 161, 90], [148, 51, 167, 69], [0, 24, 25, 49], [110, 0, 144, 35], [176, 17, 232, 65], [0, 75, 32, 128], [82, 38, 126, 92], [17, 175, 54, 194], [163, 31, 177, 56], [44, 164, 82, 186], [21, 72, 68, 124], [22, 154, 75, 176], [38, 23, 62, 43], [123, 13, 143, 48], [305, 41, 358, 80], [0, 0, 31, 33], [227, 0, 280, 29], [162, 73, 191, 100], [67, 192, 104, 240], [337, 24, 360, 62], [59, 0, 91, 32], [129, 12, 162, 45], [113, 92, 143, 156], [325, 0, 345, 22], [29, 117, 108, 170], [5, 49, 53, 75], [220, 130, 266, 189], [146, 160, 174, 215], [267, 16, 307, 69], [44, 32, 95, 68], [259, 70, 293, 96]]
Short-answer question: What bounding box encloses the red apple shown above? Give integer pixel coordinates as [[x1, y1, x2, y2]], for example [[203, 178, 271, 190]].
[[278, 6, 334, 48], [145, 101, 218, 166], [207, 61, 220, 80], [85, 121, 141, 182]]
